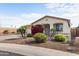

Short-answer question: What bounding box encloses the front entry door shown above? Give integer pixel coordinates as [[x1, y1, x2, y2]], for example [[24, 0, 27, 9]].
[[43, 24, 50, 36]]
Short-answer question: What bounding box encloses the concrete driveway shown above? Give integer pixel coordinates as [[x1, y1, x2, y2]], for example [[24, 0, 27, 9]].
[[0, 34, 20, 41], [0, 43, 78, 56]]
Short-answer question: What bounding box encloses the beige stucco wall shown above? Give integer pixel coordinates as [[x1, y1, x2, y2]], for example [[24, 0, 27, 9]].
[[32, 17, 71, 41], [26, 28, 31, 34], [26, 25, 32, 34], [32, 17, 70, 33]]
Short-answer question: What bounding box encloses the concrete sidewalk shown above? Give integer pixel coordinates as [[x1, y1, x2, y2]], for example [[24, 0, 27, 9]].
[[0, 43, 78, 56]]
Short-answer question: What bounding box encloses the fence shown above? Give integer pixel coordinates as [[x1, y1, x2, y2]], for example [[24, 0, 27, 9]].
[[71, 28, 79, 37]]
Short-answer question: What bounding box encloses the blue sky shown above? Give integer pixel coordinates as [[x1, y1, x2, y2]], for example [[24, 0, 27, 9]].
[[0, 3, 79, 28]]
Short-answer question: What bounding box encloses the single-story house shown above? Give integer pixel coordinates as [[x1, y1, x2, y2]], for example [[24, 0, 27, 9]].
[[27, 16, 71, 41]]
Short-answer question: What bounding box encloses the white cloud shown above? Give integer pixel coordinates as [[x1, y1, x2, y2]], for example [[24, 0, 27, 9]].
[[1, 3, 79, 28], [0, 16, 27, 28], [45, 3, 79, 27], [0, 13, 45, 28], [21, 13, 45, 23], [45, 3, 79, 17], [22, 13, 45, 19]]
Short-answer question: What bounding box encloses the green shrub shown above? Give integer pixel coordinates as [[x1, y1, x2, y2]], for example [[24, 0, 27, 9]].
[[33, 33, 48, 43], [54, 34, 67, 42], [27, 33, 33, 37]]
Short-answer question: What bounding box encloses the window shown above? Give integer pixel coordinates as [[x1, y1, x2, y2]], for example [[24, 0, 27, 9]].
[[53, 23, 63, 31]]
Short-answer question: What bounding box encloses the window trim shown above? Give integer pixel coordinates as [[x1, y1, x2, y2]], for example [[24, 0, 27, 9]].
[[53, 23, 63, 32]]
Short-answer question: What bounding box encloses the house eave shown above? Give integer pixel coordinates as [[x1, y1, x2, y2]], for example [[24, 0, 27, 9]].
[[31, 15, 70, 27]]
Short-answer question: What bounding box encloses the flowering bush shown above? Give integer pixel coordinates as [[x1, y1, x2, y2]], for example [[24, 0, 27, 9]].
[[31, 25, 43, 35]]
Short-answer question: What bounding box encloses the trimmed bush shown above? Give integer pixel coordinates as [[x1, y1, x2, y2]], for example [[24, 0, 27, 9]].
[[33, 33, 48, 43], [27, 33, 33, 37], [54, 34, 67, 42]]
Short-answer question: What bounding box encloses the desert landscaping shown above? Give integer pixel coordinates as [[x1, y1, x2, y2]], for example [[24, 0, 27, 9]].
[[0, 3, 79, 56]]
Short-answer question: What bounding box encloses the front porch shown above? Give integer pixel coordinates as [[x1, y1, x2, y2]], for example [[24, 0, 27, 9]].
[[31, 24, 50, 36], [31, 23, 64, 36]]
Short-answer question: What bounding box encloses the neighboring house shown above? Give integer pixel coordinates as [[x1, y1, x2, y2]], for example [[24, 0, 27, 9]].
[[26, 25, 31, 34], [0, 27, 17, 34], [27, 16, 71, 41]]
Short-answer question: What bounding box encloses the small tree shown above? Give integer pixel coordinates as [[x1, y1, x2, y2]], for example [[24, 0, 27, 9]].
[[17, 25, 27, 38], [50, 27, 56, 36]]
